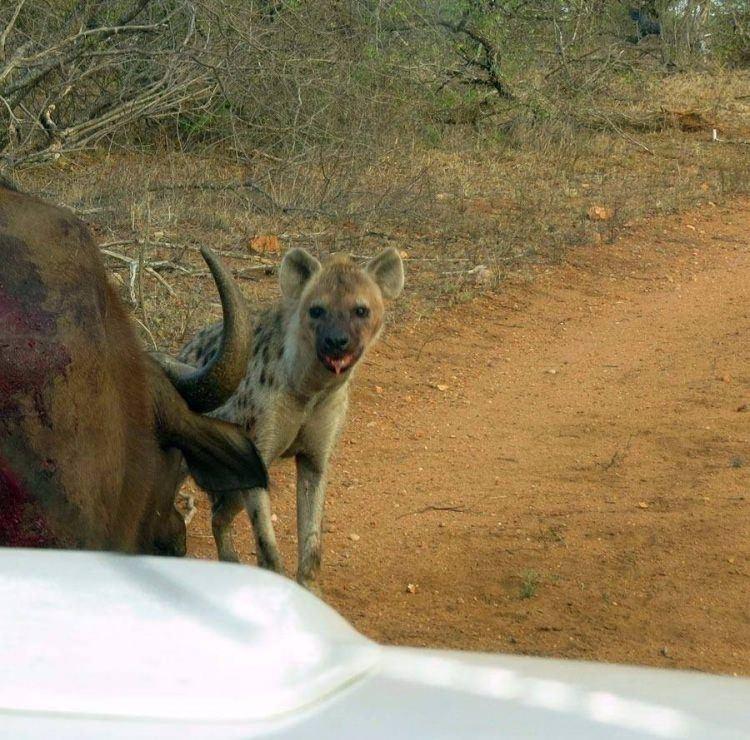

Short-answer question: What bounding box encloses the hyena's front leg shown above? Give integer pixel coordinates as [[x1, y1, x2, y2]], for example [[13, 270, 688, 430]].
[[295, 453, 328, 594], [243, 487, 285, 574]]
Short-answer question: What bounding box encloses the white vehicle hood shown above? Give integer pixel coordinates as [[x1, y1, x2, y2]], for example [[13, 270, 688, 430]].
[[0, 549, 376, 722], [0, 549, 748, 739]]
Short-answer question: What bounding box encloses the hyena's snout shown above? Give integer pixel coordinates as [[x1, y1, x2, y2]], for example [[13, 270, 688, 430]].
[[321, 325, 350, 353], [316, 322, 361, 375]]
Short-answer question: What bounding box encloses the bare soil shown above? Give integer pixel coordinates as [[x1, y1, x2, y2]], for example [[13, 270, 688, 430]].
[[187, 199, 750, 676]]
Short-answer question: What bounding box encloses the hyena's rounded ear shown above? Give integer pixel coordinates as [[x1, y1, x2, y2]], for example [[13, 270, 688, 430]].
[[365, 248, 404, 300], [279, 248, 322, 300]]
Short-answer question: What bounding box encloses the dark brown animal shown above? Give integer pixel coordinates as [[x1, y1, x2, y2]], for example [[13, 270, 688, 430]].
[[0, 181, 267, 554]]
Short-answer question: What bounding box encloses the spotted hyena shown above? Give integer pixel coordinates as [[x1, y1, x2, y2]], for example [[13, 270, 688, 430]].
[[179, 247, 404, 591]]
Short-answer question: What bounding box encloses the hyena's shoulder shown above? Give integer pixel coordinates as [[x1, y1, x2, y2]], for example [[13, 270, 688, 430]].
[[178, 321, 223, 368], [180, 303, 287, 372], [251, 305, 288, 363]]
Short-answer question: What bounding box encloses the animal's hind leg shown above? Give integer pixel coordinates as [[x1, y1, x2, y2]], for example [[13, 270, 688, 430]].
[[211, 491, 244, 563], [173, 461, 195, 524], [177, 491, 197, 525], [243, 487, 284, 574]]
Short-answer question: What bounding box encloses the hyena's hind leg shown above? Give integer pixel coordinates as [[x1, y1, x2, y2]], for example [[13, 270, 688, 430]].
[[210, 489, 284, 573], [210, 490, 245, 563], [243, 487, 285, 574]]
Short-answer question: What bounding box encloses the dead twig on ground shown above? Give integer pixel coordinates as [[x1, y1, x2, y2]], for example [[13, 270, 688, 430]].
[[101, 248, 187, 303], [191, 265, 273, 280], [99, 239, 274, 264], [593, 113, 656, 156], [397, 504, 472, 519], [102, 247, 268, 287], [599, 435, 635, 471]]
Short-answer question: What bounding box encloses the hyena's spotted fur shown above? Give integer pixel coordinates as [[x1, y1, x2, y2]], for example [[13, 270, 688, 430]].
[[179, 247, 404, 592]]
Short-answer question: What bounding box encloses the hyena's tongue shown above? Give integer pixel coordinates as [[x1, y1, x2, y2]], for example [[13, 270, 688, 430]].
[[328, 354, 354, 374]]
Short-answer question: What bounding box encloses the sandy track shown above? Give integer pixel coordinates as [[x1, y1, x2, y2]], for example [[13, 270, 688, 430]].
[[188, 199, 750, 676]]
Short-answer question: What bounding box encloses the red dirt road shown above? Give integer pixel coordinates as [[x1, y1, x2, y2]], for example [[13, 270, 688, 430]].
[[188, 199, 750, 676]]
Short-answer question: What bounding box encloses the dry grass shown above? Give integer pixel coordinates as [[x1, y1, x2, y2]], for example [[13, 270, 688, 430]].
[[14, 70, 750, 350]]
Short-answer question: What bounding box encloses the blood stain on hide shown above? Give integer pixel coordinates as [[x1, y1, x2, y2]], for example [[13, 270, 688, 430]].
[[0, 236, 71, 424], [0, 456, 55, 547]]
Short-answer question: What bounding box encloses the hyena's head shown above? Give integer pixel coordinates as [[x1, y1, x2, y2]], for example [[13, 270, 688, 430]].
[[279, 248, 404, 378]]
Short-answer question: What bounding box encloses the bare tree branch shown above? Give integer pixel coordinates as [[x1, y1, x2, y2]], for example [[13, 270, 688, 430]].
[[0, 0, 212, 169], [0, 0, 26, 63]]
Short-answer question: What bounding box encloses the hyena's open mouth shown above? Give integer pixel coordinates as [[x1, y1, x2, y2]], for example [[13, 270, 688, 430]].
[[318, 350, 362, 375]]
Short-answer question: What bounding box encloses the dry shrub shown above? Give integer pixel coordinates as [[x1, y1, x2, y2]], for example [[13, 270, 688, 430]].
[[2, 2, 749, 343]]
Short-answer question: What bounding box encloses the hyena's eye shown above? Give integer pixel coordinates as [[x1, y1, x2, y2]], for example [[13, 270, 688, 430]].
[[354, 305, 370, 318], [309, 305, 325, 319]]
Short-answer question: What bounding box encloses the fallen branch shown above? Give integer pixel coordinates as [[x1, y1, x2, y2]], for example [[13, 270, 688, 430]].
[[191, 266, 273, 280], [147, 267, 177, 296], [101, 248, 187, 303], [133, 316, 158, 351], [397, 504, 471, 519], [99, 238, 273, 263], [594, 112, 655, 155]]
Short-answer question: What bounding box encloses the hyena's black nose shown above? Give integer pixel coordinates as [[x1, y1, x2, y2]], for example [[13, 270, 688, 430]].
[[323, 331, 350, 353]]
